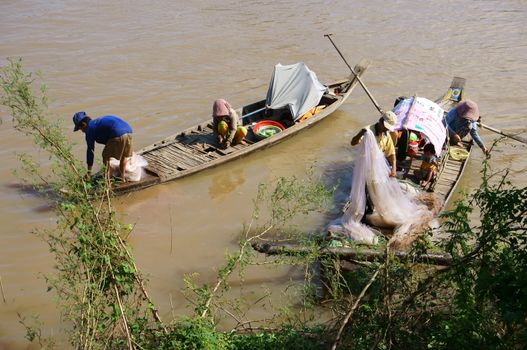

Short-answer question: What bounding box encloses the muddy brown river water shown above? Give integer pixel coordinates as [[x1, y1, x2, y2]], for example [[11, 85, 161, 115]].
[[1, 1, 526, 348]]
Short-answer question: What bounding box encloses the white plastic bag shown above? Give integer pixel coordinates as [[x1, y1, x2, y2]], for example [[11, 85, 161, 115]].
[[108, 153, 148, 182]]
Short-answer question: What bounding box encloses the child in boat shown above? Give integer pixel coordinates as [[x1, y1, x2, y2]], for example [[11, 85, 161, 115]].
[[413, 143, 438, 188]]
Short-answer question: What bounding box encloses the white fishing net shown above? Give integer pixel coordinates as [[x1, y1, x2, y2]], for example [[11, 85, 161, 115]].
[[328, 128, 434, 246]]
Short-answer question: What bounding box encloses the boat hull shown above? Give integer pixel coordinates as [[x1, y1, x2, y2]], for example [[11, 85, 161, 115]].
[[113, 61, 370, 195]]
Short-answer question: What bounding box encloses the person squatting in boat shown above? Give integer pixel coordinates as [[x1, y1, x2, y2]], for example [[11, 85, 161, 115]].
[[445, 99, 489, 156], [409, 143, 438, 189], [211, 99, 247, 149], [73, 112, 133, 181], [350, 111, 398, 177]]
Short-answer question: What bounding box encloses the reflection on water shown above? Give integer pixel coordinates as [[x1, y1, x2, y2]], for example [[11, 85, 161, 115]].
[[1, 0, 527, 348], [5, 183, 57, 213], [208, 167, 246, 202]]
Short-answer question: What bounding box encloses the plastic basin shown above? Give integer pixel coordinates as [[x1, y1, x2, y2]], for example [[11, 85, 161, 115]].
[[252, 120, 285, 140]]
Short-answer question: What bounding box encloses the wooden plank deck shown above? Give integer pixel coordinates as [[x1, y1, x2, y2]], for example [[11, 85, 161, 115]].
[[140, 127, 253, 179]]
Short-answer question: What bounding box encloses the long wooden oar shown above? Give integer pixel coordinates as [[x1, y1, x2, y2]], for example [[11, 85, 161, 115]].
[[480, 122, 527, 145], [324, 33, 384, 115]]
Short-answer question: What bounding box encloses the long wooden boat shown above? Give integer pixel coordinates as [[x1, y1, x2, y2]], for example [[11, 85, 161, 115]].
[[253, 77, 473, 263], [113, 61, 369, 195]]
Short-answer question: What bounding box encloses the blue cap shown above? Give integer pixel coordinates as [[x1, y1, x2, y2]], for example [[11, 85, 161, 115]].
[[73, 111, 87, 131]]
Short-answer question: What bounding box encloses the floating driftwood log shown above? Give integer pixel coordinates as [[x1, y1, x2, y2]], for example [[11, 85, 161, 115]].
[[252, 242, 453, 266]]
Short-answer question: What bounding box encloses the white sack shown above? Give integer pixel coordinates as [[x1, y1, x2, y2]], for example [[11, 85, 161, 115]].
[[109, 153, 148, 182]]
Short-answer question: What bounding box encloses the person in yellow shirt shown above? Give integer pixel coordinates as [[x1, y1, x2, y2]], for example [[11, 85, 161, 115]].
[[350, 111, 398, 177]]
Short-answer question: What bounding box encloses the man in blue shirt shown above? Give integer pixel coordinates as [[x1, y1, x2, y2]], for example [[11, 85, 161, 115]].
[[73, 111, 133, 181], [446, 100, 489, 156]]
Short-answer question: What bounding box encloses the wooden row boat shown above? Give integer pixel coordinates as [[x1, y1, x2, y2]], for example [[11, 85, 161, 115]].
[[253, 77, 473, 264], [113, 61, 369, 195]]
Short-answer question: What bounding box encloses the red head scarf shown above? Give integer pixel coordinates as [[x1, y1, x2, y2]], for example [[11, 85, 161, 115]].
[[212, 99, 231, 118]]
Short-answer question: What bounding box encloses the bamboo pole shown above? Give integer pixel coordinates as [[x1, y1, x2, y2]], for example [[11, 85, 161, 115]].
[[0, 274, 6, 303], [480, 122, 527, 145], [252, 242, 453, 266], [324, 33, 384, 114]]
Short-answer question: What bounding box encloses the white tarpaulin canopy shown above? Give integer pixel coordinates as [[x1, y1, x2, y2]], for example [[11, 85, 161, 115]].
[[392, 97, 446, 156], [265, 62, 327, 120]]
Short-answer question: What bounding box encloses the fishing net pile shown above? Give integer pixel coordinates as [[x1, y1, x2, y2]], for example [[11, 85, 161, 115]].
[[328, 129, 437, 249]]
